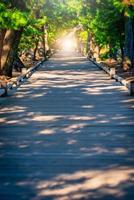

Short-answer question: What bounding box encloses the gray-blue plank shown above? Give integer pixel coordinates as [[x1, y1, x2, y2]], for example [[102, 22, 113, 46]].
[[0, 52, 134, 200]]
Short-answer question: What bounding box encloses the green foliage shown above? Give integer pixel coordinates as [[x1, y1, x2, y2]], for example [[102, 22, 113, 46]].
[[0, 0, 129, 61], [100, 51, 110, 60], [80, 0, 125, 58], [0, 2, 28, 29]]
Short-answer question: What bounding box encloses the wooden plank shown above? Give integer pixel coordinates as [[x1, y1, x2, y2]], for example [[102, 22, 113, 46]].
[[0, 51, 134, 200]]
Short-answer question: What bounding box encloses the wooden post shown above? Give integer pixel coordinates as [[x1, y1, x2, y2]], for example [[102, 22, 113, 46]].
[[110, 68, 116, 79], [128, 80, 134, 95], [0, 80, 7, 96]]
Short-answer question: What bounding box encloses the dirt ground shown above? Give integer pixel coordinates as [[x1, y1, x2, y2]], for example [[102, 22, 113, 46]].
[[100, 60, 134, 80]]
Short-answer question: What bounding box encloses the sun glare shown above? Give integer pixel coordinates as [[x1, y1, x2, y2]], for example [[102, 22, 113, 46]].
[[62, 36, 76, 51], [62, 38, 74, 51]]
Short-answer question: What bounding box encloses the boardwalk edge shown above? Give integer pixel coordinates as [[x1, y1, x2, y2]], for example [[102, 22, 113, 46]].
[[89, 58, 134, 96], [0, 59, 45, 97]]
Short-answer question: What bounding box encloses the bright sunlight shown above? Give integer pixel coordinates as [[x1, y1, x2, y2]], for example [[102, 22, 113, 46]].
[[62, 37, 76, 51]]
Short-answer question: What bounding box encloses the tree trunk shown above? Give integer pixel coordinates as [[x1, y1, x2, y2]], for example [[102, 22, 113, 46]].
[[42, 25, 49, 60], [94, 45, 100, 61], [0, 29, 6, 74], [13, 56, 25, 72], [33, 40, 39, 61], [10, 0, 27, 10], [1, 29, 23, 77], [42, 27, 46, 60], [86, 31, 90, 54], [124, 6, 134, 68], [119, 35, 124, 61], [0, 29, 15, 76], [0, 0, 26, 76]]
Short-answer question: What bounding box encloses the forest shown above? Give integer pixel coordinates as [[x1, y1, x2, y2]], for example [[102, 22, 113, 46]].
[[0, 0, 134, 78], [0, 2, 134, 199]]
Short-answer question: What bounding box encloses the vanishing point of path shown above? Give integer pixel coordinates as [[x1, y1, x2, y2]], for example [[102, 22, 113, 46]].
[[0, 52, 134, 200]]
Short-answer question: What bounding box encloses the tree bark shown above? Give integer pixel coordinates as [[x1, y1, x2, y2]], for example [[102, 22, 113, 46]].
[[0, 29, 6, 74], [86, 31, 90, 54], [0, 0, 26, 76], [42, 26, 46, 60], [42, 25, 49, 60], [124, 6, 134, 68], [0, 29, 15, 76], [13, 56, 25, 72], [33, 40, 39, 61], [1, 29, 23, 77], [10, 0, 27, 10], [119, 34, 124, 62]]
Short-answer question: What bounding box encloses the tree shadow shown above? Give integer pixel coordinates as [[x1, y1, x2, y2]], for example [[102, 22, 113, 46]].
[[0, 52, 134, 200]]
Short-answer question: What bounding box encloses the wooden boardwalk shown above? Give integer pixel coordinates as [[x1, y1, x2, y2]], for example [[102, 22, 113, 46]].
[[0, 52, 134, 200]]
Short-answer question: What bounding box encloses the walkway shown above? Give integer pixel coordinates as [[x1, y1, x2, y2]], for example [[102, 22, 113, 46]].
[[0, 52, 134, 200]]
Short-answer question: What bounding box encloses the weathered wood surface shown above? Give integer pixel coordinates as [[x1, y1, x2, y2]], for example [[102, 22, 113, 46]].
[[90, 59, 134, 95], [0, 51, 134, 200], [0, 60, 43, 97]]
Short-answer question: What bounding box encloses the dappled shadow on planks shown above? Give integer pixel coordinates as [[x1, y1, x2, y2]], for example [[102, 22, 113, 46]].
[[0, 52, 134, 200]]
